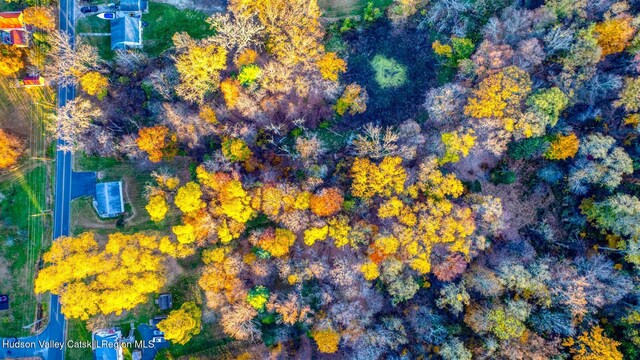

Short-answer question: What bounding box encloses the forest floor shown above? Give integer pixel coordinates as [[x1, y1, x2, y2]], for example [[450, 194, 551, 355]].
[[339, 20, 436, 128]]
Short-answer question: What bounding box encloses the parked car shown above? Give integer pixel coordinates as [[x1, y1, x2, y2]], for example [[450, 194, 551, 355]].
[[80, 5, 98, 13], [97, 12, 115, 20]]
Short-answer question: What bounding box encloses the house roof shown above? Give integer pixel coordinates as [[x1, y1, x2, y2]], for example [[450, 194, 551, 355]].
[[93, 329, 123, 360], [0, 12, 23, 30], [94, 181, 125, 218], [157, 294, 172, 310], [10, 29, 27, 46], [119, 0, 148, 12], [111, 16, 141, 50], [22, 76, 45, 86]]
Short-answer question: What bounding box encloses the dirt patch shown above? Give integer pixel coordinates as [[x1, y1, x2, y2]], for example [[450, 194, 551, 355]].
[[151, 0, 226, 14]]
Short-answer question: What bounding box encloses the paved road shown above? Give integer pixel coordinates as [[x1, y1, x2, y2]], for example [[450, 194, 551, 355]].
[[0, 0, 75, 358]]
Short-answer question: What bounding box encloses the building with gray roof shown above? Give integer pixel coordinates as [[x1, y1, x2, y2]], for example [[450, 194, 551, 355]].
[[93, 181, 125, 218], [111, 16, 142, 50]]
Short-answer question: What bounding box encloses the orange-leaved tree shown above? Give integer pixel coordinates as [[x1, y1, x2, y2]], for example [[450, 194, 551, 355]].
[[594, 17, 637, 57], [309, 187, 344, 217], [136, 125, 177, 163], [544, 133, 580, 160], [0, 129, 23, 169]]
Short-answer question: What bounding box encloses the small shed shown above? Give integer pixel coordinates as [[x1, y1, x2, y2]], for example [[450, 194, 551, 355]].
[[119, 0, 148, 13], [93, 181, 125, 218], [111, 16, 142, 50], [18, 76, 45, 88], [155, 293, 173, 311]]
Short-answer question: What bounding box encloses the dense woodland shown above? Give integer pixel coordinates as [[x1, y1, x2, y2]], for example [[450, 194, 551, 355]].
[[2, 0, 640, 358]]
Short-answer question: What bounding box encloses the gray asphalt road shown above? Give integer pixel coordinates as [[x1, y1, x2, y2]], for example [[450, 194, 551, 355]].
[[0, 0, 75, 358]]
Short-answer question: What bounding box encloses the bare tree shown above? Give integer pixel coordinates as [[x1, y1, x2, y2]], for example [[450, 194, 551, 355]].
[[48, 98, 102, 152], [207, 13, 264, 54], [44, 31, 100, 86], [352, 123, 399, 159]]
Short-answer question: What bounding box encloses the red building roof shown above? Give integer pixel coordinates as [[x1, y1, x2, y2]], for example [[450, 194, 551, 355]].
[[0, 12, 23, 30], [22, 76, 45, 86], [10, 29, 27, 46]]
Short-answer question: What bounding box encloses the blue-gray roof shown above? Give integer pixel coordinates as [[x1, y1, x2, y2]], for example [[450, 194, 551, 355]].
[[119, 0, 147, 12], [94, 330, 122, 360], [94, 181, 124, 218], [111, 16, 141, 50]]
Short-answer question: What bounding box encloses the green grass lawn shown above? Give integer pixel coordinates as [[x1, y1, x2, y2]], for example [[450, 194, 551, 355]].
[[76, 15, 111, 34], [156, 323, 231, 359], [76, 15, 114, 60], [142, 2, 215, 57], [66, 319, 93, 360], [81, 36, 113, 61], [72, 153, 183, 236], [0, 165, 50, 337], [319, 0, 393, 18]]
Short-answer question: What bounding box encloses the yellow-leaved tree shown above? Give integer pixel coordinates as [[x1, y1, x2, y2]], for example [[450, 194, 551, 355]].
[[0, 45, 25, 76], [79, 71, 108, 99], [351, 156, 407, 199], [174, 34, 227, 104], [22, 6, 56, 30], [0, 129, 23, 169], [563, 326, 623, 360], [174, 182, 205, 214], [157, 301, 202, 345], [316, 52, 347, 81], [35, 232, 187, 320], [311, 327, 340, 353], [464, 66, 532, 120], [146, 194, 169, 222], [544, 133, 580, 160]]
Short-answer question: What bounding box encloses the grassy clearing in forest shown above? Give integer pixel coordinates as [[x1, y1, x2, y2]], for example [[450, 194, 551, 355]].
[[319, 0, 392, 18]]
